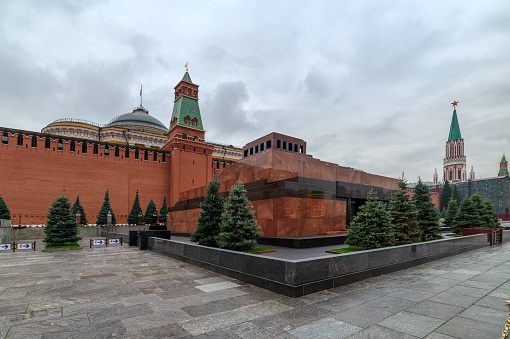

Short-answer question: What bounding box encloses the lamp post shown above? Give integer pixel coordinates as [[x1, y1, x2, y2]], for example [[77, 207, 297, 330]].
[[107, 211, 112, 226]]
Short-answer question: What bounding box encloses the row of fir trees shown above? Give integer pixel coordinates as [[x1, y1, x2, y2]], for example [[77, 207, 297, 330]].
[[190, 176, 261, 251], [126, 190, 168, 225], [0, 190, 169, 226], [69, 190, 169, 226], [443, 193, 499, 234], [346, 179, 442, 250]]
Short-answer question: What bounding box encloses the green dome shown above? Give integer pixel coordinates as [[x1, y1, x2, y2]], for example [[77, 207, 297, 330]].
[[107, 106, 168, 133]]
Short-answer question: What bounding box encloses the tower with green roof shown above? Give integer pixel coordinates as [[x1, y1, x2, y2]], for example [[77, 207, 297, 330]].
[[162, 65, 214, 207], [443, 102, 467, 183], [167, 65, 205, 141], [499, 153, 509, 177]]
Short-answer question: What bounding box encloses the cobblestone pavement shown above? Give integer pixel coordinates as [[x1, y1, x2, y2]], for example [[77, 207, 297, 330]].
[[1, 238, 509, 338]]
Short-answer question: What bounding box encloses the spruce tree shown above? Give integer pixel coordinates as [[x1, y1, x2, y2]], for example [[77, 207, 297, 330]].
[[345, 189, 395, 249], [442, 181, 452, 211], [413, 179, 441, 241], [70, 195, 88, 225], [128, 190, 143, 225], [44, 194, 82, 246], [0, 194, 11, 220], [144, 198, 158, 224], [159, 196, 168, 224], [96, 189, 116, 225], [217, 180, 261, 251], [454, 196, 482, 231], [481, 198, 500, 228], [191, 176, 224, 247], [470, 193, 484, 219], [452, 185, 460, 202], [388, 179, 422, 244], [444, 199, 460, 233]]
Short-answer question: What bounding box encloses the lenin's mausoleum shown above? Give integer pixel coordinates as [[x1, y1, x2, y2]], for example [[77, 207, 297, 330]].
[[0, 70, 399, 236]]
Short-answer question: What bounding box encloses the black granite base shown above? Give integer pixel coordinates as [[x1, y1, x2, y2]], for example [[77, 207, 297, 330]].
[[147, 234, 490, 297], [151, 242, 488, 298], [137, 231, 171, 250], [258, 234, 348, 248]]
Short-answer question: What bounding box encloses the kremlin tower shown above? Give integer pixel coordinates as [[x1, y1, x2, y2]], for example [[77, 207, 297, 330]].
[[443, 101, 467, 183], [499, 153, 509, 177]]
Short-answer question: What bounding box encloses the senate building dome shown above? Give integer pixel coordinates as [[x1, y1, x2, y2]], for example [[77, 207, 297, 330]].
[[42, 104, 168, 149], [106, 105, 168, 134]]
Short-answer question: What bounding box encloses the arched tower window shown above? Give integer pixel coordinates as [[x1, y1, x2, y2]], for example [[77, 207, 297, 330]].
[[182, 132, 188, 140], [449, 171, 453, 181], [192, 118, 198, 127], [194, 135, 199, 142], [458, 170, 461, 180], [184, 116, 191, 125]]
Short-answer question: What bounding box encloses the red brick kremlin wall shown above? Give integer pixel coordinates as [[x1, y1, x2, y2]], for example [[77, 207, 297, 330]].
[[0, 131, 172, 225]]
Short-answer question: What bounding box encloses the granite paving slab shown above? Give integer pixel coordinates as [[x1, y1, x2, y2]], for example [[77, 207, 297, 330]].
[[366, 295, 417, 314], [475, 295, 509, 311], [196, 288, 247, 302], [289, 318, 361, 338], [426, 291, 480, 308], [251, 304, 332, 332], [456, 304, 509, 326], [122, 309, 191, 333], [40, 319, 127, 339], [345, 324, 419, 338], [405, 300, 463, 321], [435, 316, 503, 339], [388, 289, 436, 302], [422, 333, 457, 339], [196, 281, 241, 292], [122, 323, 190, 338], [332, 305, 393, 328], [180, 300, 293, 335], [228, 321, 287, 339], [378, 311, 445, 338], [182, 299, 240, 318]]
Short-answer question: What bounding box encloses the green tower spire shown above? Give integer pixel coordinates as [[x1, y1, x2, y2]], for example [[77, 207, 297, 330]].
[[169, 67, 204, 132], [498, 153, 509, 177], [447, 108, 462, 141]]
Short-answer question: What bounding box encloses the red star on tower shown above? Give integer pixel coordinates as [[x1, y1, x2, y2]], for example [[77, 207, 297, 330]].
[[451, 100, 459, 107]]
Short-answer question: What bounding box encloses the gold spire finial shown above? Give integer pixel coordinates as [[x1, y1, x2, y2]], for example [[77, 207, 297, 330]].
[[185, 62, 188, 72]]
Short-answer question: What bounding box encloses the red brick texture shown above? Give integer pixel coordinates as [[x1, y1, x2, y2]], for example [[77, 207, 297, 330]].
[[0, 131, 211, 225]]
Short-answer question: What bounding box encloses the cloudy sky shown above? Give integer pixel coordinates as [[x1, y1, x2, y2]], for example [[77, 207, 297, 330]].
[[1, 0, 509, 182]]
